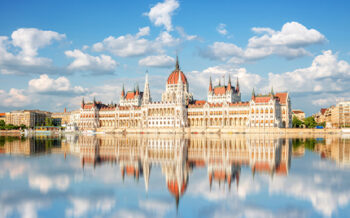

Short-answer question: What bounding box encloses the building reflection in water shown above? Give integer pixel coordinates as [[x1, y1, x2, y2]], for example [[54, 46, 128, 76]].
[[3, 134, 350, 209], [64, 134, 293, 209]]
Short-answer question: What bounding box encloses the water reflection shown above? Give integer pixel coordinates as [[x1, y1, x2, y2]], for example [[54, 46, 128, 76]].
[[1, 134, 350, 217]]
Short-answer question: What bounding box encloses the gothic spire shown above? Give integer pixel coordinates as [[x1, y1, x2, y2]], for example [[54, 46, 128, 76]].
[[252, 88, 255, 97], [236, 77, 240, 93], [271, 86, 274, 95], [121, 84, 125, 97], [209, 76, 213, 92], [175, 55, 180, 70]]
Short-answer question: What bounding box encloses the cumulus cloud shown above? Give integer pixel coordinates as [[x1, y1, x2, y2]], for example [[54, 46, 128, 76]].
[[139, 55, 175, 68], [216, 23, 228, 36], [92, 27, 179, 57], [0, 88, 31, 108], [28, 74, 87, 95], [267, 50, 350, 107], [144, 0, 179, 31], [200, 22, 326, 62], [0, 28, 65, 75], [65, 49, 117, 74]]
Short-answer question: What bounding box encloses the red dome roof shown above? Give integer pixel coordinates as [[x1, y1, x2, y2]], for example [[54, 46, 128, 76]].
[[167, 180, 187, 197], [167, 70, 188, 85]]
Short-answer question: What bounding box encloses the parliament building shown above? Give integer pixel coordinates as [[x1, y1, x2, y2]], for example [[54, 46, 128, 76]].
[[77, 57, 292, 131]]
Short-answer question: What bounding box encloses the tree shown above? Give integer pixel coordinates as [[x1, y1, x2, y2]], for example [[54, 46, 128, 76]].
[[304, 116, 317, 128], [45, 117, 53, 126], [0, 120, 5, 127], [292, 116, 303, 128]]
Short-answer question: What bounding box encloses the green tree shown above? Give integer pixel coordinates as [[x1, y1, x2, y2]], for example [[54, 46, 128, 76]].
[[292, 116, 303, 128], [45, 117, 53, 126], [304, 116, 317, 128], [0, 120, 5, 127]]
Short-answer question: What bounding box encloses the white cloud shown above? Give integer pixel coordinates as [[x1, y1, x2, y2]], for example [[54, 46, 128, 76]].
[[0, 28, 65, 75], [65, 49, 117, 74], [176, 26, 198, 41], [0, 88, 31, 108], [144, 0, 179, 31], [201, 42, 244, 61], [139, 55, 175, 68], [92, 27, 179, 58], [28, 74, 87, 94], [201, 21, 326, 62], [28, 174, 70, 193], [217, 23, 228, 36], [267, 50, 350, 95], [66, 197, 115, 218], [11, 28, 65, 57]]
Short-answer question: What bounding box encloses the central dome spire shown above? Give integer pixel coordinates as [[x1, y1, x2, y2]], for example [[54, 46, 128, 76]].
[[175, 55, 180, 70]]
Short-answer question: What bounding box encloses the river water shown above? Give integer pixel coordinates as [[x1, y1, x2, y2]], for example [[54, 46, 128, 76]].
[[0, 134, 350, 218]]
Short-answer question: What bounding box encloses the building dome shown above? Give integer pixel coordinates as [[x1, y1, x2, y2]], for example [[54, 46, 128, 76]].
[[167, 55, 188, 85], [167, 69, 188, 85], [167, 180, 187, 197]]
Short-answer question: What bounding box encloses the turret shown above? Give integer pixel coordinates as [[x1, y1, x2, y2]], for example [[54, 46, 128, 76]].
[[227, 74, 232, 91], [93, 96, 96, 107], [209, 76, 213, 92], [136, 84, 139, 96], [142, 71, 151, 105], [252, 88, 255, 99], [121, 84, 125, 97], [81, 97, 85, 108], [236, 77, 240, 93]]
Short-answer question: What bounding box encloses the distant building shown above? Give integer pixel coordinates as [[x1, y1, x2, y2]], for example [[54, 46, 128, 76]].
[[5, 110, 51, 128], [330, 101, 350, 128], [52, 108, 71, 126], [292, 109, 305, 121], [0, 113, 5, 122]]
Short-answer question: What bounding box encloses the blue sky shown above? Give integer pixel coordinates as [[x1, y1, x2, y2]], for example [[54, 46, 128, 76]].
[[0, 0, 350, 115]]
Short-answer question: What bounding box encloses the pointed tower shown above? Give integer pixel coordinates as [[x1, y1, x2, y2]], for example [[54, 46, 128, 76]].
[[121, 84, 125, 98], [227, 74, 232, 91], [175, 55, 180, 71], [236, 77, 240, 93], [252, 88, 255, 99], [142, 71, 151, 105], [93, 96, 96, 107], [209, 76, 213, 92], [136, 83, 139, 96], [81, 97, 85, 108], [270, 86, 274, 96]]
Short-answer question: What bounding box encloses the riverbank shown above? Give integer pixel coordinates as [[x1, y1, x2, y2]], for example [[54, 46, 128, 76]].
[[96, 127, 342, 136], [0, 130, 22, 136]]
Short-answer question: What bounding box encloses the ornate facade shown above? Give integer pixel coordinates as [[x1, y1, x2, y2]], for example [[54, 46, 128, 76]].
[[76, 57, 292, 131]]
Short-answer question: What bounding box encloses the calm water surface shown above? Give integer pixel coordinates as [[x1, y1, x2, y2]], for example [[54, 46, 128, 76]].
[[0, 134, 350, 218]]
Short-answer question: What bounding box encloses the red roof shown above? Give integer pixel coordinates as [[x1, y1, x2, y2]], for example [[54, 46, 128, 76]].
[[292, 110, 304, 114], [194, 100, 206, 105], [253, 162, 272, 172], [276, 162, 288, 175], [253, 96, 272, 103], [125, 92, 136, 100], [0, 113, 5, 117], [167, 70, 188, 85], [320, 108, 327, 115], [167, 180, 187, 197], [275, 92, 288, 104], [213, 86, 226, 95]]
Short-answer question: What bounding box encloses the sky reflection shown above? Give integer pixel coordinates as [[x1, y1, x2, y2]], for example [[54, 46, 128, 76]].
[[0, 134, 350, 218]]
